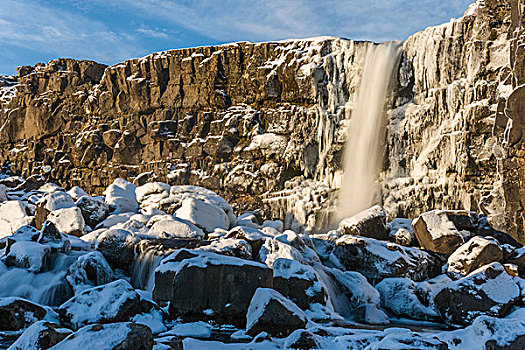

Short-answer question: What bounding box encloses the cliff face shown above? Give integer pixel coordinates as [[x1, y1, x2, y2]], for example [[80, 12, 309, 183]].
[[1, 0, 524, 240]]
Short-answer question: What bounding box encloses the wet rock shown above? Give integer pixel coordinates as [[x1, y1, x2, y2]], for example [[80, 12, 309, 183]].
[[8, 321, 72, 350], [338, 205, 389, 241], [0, 297, 47, 331], [447, 236, 503, 279], [153, 249, 273, 327], [66, 251, 114, 292], [76, 196, 109, 228], [5, 241, 51, 272], [272, 258, 327, 310], [47, 206, 85, 237], [330, 235, 442, 282], [49, 322, 153, 350], [246, 288, 307, 337], [434, 262, 520, 325], [95, 229, 139, 271], [58, 279, 156, 330], [412, 210, 476, 255]]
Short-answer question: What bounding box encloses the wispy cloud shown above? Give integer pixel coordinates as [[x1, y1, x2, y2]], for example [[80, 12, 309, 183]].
[[135, 26, 170, 39]]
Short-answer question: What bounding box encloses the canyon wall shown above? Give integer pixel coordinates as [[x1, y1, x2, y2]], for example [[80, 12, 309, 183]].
[[0, 0, 524, 240]]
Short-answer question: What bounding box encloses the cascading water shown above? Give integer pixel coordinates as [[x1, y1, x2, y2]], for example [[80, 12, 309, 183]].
[[337, 41, 402, 220], [130, 249, 169, 291]]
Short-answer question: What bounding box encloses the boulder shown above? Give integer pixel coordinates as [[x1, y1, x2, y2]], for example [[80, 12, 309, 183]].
[[66, 251, 114, 292], [330, 235, 442, 282], [197, 238, 252, 260], [434, 262, 520, 325], [246, 288, 307, 337], [58, 279, 156, 330], [8, 321, 72, 350], [47, 206, 85, 237], [283, 330, 322, 350], [35, 192, 75, 229], [135, 182, 170, 209], [49, 322, 153, 350], [272, 258, 327, 310], [153, 249, 273, 327], [0, 201, 32, 239], [352, 303, 390, 325], [225, 226, 269, 257], [76, 196, 109, 228], [5, 241, 51, 272], [175, 197, 230, 233], [447, 236, 503, 279], [104, 178, 138, 214], [0, 225, 39, 250], [148, 218, 204, 239], [0, 297, 47, 331], [389, 218, 417, 247], [67, 186, 88, 201], [338, 205, 389, 241], [412, 210, 476, 255], [95, 229, 138, 271]]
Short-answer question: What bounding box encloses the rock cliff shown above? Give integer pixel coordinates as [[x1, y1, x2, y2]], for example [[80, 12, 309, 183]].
[[0, 0, 524, 241]]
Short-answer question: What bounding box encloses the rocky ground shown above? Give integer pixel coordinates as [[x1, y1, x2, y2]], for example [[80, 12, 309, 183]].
[[0, 174, 524, 349]]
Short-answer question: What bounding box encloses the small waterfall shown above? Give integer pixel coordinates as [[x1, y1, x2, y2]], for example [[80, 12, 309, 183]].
[[337, 41, 402, 220], [130, 249, 168, 291]]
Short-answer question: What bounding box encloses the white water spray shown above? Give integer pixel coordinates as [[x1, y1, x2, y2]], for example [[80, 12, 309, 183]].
[[337, 41, 402, 220]]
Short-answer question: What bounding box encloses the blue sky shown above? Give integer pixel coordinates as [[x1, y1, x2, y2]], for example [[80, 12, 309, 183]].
[[0, 0, 473, 75]]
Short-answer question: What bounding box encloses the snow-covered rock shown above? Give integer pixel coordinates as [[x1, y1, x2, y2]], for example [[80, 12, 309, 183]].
[[5, 241, 51, 272], [76, 196, 109, 228], [258, 236, 305, 267], [447, 236, 503, 279], [148, 217, 205, 239], [434, 262, 521, 325], [412, 210, 476, 255], [38, 191, 75, 212], [135, 182, 170, 209], [37, 221, 72, 252], [47, 206, 85, 237], [0, 297, 47, 331], [95, 229, 139, 271], [246, 288, 307, 337], [330, 235, 442, 282], [175, 197, 230, 233], [0, 201, 31, 239], [58, 279, 156, 330], [153, 249, 272, 327], [197, 238, 252, 260], [272, 258, 327, 310], [49, 322, 153, 350], [66, 251, 114, 292], [95, 212, 135, 229], [8, 320, 72, 350], [67, 186, 88, 201], [389, 218, 417, 247], [338, 205, 389, 241], [104, 178, 139, 214], [375, 277, 440, 320]]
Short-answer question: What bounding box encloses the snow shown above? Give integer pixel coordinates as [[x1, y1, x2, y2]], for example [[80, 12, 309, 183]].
[[273, 258, 317, 281], [132, 308, 167, 334], [149, 217, 205, 239], [245, 133, 289, 158], [0, 201, 31, 239], [327, 268, 380, 309], [6, 241, 51, 273], [39, 191, 75, 212], [447, 236, 501, 278], [135, 182, 170, 205], [47, 206, 85, 236], [198, 238, 252, 258], [67, 186, 88, 201], [49, 322, 137, 350], [160, 321, 213, 338], [262, 220, 283, 232], [258, 237, 305, 267], [246, 288, 307, 331], [104, 178, 138, 213], [95, 212, 135, 229], [175, 197, 230, 233], [66, 251, 113, 292], [183, 338, 278, 349], [8, 320, 72, 350]]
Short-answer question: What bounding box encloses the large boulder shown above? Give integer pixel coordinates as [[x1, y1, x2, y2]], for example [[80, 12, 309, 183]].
[[35, 191, 75, 229], [389, 218, 417, 247], [330, 235, 442, 282], [4, 241, 51, 272], [246, 288, 307, 337], [0, 297, 47, 331], [37, 222, 72, 253], [49, 322, 153, 350], [272, 258, 327, 310], [447, 236, 503, 279], [104, 178, 138, 214], [175, 197, 230, 233], [0, 201, 32, 239], [153, 249, 273, 327], [47, 206, 85, 237], [8, 321, 72, 350], [148, 217, 204, 239], [58, 279, 156, 330], [197, 238, 253, 260], [76, 196, 109, 228], [66, 251, 114, 292], [135, 182, 170, 209], [338, 205, 389, 241], [95, 229, 139, 271], [412, 210, 476, 255], [434, 262, 520, 325]]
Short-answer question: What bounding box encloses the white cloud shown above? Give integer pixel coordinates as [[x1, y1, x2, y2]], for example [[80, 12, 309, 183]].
[[135, 26, 170, 39]]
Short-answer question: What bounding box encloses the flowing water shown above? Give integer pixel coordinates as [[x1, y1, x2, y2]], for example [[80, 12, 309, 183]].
[[130, 249, 169, 291], [337, 41, 402, 220]]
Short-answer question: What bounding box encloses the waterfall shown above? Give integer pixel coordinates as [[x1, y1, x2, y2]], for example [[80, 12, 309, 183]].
[[130, 249, 169, 291], [337, 41, 402, 220]]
